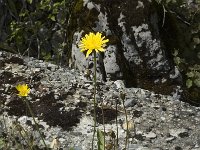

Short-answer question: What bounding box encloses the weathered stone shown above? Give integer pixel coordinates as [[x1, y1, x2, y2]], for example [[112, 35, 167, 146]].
[[70, 0, 182, 96], [1, 50, 200, 150], [124, 98, 137, 108], [169, 128, 188, 137], [144, 132, 157, 139]]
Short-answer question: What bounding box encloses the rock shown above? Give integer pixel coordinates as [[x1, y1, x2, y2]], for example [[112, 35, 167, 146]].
[[87, 85, 93, 90], [144, 132, 157, 139], [114, 80, 125, 89], [47, 63, 58, 71], [1, 51, 200, 150], [175, 146, 183, 150], [124, 98, 137, 108], [169, 128, 188, 138], [122, 120, 135, 131], [178, 132, 189, 138], [1, 0, 199, 104], [165, 136, 176, 143], [54, 94, 59, 100], [127, 145, 149, 150], [104, 45, 121, 80], [70, 0, 182, 95]]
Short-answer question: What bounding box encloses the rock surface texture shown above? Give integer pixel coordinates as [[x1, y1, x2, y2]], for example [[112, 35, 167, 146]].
[[0, 0, 199, 104], [72, 0, 180, 91], [1, 51, 200, 150]]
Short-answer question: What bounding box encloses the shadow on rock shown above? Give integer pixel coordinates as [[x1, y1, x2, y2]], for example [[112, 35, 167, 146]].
[[6, 92, 82, 131]]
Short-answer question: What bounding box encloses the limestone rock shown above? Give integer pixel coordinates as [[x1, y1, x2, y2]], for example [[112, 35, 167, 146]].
[[71, 0, 182, 96]]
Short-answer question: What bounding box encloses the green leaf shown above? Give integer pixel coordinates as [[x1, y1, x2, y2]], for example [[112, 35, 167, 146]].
[[0, 138, 5, 149], [97, 129, 105, 150], [174, 57, 181, 65], [186, 72, 194, 78], [53, 2, 61, 7], [26, 0, 33, 4], [194, 71, 200, 77], [49, 15, 56, 21], [194, 79, 200, 87], [173, 49, 179, 56], [186, 79, 193, 88]]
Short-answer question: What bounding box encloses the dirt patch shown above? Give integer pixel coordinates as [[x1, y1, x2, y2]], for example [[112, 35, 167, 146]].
[[5, 56, 24, 65], [6, 96, 27, 116], [0, 60, 5, 68], [91, 107, 118, 124], [6, 92, 82, 131], [0, 71, 25, 84]]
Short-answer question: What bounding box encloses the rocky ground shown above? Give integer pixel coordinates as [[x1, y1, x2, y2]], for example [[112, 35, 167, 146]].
[[0, 51, 200, 150]]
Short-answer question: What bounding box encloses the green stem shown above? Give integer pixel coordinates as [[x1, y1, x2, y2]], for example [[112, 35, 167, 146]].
[[101, 103, 105, 150], [115, 101, 118, 150], [24, 98, 47, 148], [17, 123, 33, 150], [122, 98, 128, 150], [92, 51, 97, 150], [2, 114, 8, 134]]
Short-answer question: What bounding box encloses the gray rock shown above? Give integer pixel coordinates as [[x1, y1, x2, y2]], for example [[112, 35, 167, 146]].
[[124, 98, 137, 108], [104, 45, 121, 79], [169, 128, 188, 137], [1, 51, 200, 150], [144, 132, 157, 139], [114, 80, 125, 89], [47, 63, 58, 71], [165, 136, 176, 143], [70, 0, 182, 96]]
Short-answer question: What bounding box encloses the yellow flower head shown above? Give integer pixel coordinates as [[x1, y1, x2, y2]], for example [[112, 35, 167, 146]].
[[16, 84, 30, 97], [79, 32, 109, 58]]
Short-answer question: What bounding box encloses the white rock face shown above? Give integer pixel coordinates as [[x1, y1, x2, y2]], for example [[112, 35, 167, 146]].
[[71, 30, 86, 72], [104, 45, 121, 76]]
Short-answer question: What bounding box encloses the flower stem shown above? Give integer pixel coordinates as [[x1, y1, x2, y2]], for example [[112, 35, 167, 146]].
[[24, 98, 47, 148], [92, 51, 97, 150], [115, 101, 118, 149], [122, 98, 128, 150], [101, 102, 105, 150]]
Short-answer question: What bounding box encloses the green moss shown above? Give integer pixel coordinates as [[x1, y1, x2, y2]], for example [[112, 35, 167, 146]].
[[73, 0, 83, 14]]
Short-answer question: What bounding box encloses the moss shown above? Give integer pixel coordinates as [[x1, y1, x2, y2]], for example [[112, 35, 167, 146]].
[[73, 0, 83, 14]]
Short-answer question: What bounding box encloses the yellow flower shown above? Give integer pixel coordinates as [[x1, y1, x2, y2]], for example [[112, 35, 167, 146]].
[[16, 84, 30, 97], [79, 32, 109, 58]]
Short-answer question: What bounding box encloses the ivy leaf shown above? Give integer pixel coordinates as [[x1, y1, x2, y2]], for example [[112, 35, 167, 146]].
[[174, 57, 181, 65], [186, 79, 193, 88], [49, 15, 56, 21], [194, 79, 200, 87], [97, 129, 105, 150], [26, 0, 33, 4], [186, 72, 194, 78]]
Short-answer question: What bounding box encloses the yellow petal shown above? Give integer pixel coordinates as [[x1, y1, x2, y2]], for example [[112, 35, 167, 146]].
[[97, 48, 105, 52], [79, 32, 109, 58], [86, 49, 93, 58]]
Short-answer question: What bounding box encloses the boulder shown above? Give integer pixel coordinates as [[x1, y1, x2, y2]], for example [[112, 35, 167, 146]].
[[71, 0, 182, 94]]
